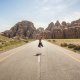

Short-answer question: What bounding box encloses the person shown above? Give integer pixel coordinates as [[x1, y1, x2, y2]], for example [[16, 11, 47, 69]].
[[38, 36, 43, 48]]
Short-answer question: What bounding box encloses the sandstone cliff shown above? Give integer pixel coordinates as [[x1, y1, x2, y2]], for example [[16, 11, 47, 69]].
[[3, 21, 36, 39], [2, 19, 80, 39], [44, 19, 80, 39]]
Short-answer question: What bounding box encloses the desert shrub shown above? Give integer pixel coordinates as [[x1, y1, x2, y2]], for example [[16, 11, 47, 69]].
[[2, 42, 5, 44], [9, 40, 20, 45], [48, 40, 51, 42], [24, 40, 29, 43], [0, 45, 3, 48], [0, 40, 3, 42], [3, 43, 8, 46], [0, 40, 6, 44], [2, 40, 17, 47], [60, 43, 68, 47], [9, 41, 16, 44], [0, 42, 6, 48], [74, 45, 80, 50], [68, 44, 76, 48], [52, 40, 56, 42]]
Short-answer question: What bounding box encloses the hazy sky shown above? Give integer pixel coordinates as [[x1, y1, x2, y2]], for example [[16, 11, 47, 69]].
[[0, 0, 80, 32]]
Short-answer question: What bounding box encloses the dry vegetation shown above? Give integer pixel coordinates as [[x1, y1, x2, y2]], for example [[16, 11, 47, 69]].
[[0, 34, 33, 53], [47, 39, 80, 53]]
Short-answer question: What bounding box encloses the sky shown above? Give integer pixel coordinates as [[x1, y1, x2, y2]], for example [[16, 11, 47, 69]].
[[0, 0, 80, 32]]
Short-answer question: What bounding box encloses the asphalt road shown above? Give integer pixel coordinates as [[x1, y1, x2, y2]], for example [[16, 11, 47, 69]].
[[0, 40, 80, 80]]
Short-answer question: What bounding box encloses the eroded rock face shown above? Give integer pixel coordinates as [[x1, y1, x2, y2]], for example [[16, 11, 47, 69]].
[[33, 27, 44, 39], [55, 20, 61, 27], [46, 22, 54, 31], [2, 19, 80, 39], [52, 28, 64, 39], [42, 19, 80, 39], [39, 30, 52, 39], [3, 21, 36, 39], [63, 27, 76, 39]]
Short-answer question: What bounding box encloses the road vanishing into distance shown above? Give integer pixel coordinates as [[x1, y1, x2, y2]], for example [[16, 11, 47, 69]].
[[0, 40, 80, 80]]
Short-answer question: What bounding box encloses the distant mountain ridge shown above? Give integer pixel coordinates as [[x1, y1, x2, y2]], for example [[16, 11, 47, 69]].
[[2, 19, 80, 39]]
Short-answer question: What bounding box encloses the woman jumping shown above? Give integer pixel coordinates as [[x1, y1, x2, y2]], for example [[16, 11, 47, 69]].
[[38, 36, 43, 48]]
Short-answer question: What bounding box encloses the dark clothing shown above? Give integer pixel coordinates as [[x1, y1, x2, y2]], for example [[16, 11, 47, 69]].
[[38, 37, 43, 48], [38, 42, 43, 48]]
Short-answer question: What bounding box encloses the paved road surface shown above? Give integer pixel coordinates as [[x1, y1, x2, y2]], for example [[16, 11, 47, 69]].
[[0, 40, 80, 80]]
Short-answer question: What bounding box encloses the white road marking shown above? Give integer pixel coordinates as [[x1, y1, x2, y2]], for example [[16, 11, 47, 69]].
[[38, 55, 41, 80], [38, 56, 41, 63]]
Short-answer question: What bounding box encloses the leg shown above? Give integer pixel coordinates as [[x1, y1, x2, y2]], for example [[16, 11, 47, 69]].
[[41, 42, 43, 47], [38, 43, 41, 47]]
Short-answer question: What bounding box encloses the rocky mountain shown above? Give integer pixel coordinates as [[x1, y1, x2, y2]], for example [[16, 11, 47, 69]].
[[2, 21, 36, 39], [41, 19, 80, 39], [46, 22, 54, 31], [2, 19, 80, 39]]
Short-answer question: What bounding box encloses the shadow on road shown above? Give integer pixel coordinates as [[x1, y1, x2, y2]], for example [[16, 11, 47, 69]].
[[34, 53, 42, 56]]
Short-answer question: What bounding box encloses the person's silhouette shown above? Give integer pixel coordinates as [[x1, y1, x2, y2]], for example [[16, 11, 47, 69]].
[[38, 36, 43, 48]]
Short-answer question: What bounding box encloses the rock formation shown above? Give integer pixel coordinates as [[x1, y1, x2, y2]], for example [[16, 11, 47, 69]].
[[44, 19, 80, 39], [2, 19, 80, 39], [46, 22, 54, 31], [3, 21, 36, 39], [33, 27, 44, 39]]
